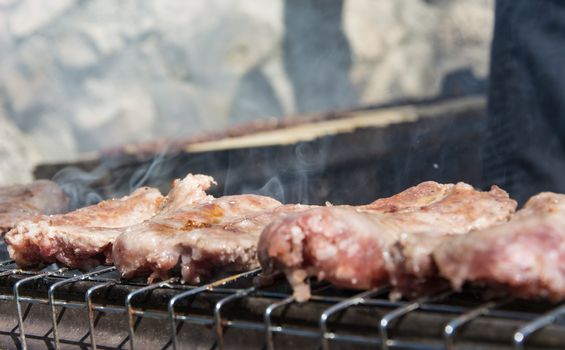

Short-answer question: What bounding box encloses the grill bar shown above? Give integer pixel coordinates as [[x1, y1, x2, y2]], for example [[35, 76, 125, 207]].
[[443, 298, 510, 350], [514, 304, 565, 350], [126, 277, 178, 349], [265, 296, 295, 350], [14, 268, 68, 350], [86, 280, 116, 350], [320, 288, 385, 350], [168, 268, 260, 350], [0, 259, 15, 267], [0, 260, 563, 350], [49, 266, 116, 349], [380, 293, 449, 350], [214, 286, 256, 350]]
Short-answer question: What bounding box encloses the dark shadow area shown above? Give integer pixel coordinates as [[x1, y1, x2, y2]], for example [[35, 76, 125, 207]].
[[440, 68, 487, 99], [230, 66, 285, 123], [484, 0, 565, 204], [283, 0, 357, 114], [229, 0, 358, 124], [36, 96, 486, 206]]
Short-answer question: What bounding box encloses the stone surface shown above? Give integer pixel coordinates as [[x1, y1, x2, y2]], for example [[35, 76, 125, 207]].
[[346, 0, 493, 104], [0, 107, 39, 185], [0, 0, 494, 183], [8, 0, 74, 38]]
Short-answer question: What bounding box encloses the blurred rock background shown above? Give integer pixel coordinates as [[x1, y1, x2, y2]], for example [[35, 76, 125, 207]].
[[0, 0, 493, 184]]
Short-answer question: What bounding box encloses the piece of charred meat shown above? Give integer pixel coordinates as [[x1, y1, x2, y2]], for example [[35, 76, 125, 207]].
[[5, 174, 214, 269], [112, 194, 307, 284], [258, 182, 516, 301], [434, 192, 565, 301], [0, 180, 68, 234]]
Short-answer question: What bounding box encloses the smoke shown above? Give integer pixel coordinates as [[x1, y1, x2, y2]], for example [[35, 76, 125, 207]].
[[51, 129, 335, 210], [52, 142, 179, 210], [293, 137, 331, 204], [52, 166, 108, 210], [294, 142, 321, 203], [235, 136, 332, 205], [128, 146, 171, 192], [246, 176, 286, 203]]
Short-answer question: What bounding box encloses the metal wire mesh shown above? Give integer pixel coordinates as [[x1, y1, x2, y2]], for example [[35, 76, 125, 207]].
[[0, 252, 563, 350]]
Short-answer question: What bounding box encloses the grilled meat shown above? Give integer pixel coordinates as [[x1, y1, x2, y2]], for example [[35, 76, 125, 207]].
[[434, 192, 565, 301], [112, 194, 294, 283], [5, 174, 214, 269], [258, 182, 516, 301], [259, 206, 398, 301], [0, 180, 68, 234], [386, 184, 516, 299]]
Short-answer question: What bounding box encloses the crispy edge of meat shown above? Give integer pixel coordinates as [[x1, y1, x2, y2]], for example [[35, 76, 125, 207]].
[[365, 181, 454, 213], [7, 225, 123, 270]]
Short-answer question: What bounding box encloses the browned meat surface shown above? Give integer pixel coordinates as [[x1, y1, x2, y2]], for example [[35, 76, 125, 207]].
[[386, 184, 516, 298], [5, 174, 214, 269], [112, 194, 306, 283], [434, 192, 565, 301], [0, 180, 68, 234], [258, 182, 516, 301], [365, 181, 455, 212]]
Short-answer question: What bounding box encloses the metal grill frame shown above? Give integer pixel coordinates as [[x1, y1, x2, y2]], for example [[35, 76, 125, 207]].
[[0, 260, 563, 350]]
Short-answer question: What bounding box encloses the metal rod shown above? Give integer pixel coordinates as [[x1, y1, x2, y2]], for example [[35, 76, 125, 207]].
[[320, 288, 384, 350], [262, 282, 337, 350], [0, 268, 22, 278], [125, 278, 177, 350], [444, 298, 511, 350], [14, 268, 67, 350], [379, 292, 451, 350], [379, 301, 420, 350], [264, 296, 294, 350], [214, 287, 255, 350], [85, 281, 116, 350], [4, 260, 565, 350], [514, 304, 565, 350], [0, 259, 14, 266], [168, 269, 260, 350], [49, 267, 116, 349]]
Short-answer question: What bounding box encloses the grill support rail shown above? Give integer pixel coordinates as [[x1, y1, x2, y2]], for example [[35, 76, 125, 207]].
[[0, 261, 562, 350]]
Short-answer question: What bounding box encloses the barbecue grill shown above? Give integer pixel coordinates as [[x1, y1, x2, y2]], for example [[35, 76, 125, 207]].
[[0, 239, 563, 350], [35, 95, 487, 207], [9, 96, 561, 350]]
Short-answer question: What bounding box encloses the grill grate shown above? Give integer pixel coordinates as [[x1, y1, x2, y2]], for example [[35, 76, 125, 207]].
[[0, 253, 563, 350]]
